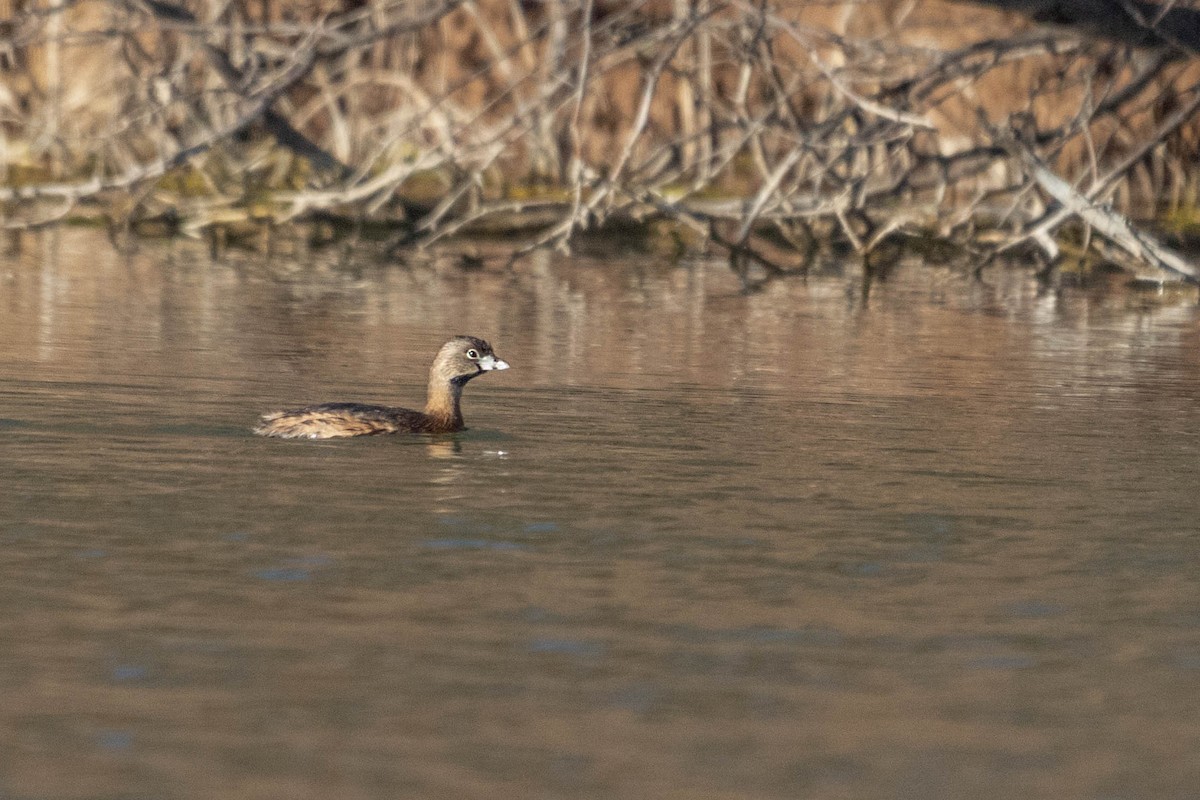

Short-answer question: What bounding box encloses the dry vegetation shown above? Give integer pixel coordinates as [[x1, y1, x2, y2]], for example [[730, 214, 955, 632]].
[[2, 0, 1199, 283]]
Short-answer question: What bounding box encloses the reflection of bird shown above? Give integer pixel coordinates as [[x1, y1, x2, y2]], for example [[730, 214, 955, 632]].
[[254, 336, 509, 439]]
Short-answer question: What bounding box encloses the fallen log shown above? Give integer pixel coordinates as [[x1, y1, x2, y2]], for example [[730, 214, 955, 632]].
[[993, 125, 1199, 282]]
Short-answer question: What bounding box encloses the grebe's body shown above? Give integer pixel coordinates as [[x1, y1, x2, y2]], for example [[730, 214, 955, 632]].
[[254, 336, 508, 439]]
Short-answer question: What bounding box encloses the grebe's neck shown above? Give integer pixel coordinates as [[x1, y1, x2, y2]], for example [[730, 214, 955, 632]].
[[424, 375, 466, 430]]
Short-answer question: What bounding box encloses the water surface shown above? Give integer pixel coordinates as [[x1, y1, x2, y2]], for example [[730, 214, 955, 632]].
[[2, 230, 1200, 799]]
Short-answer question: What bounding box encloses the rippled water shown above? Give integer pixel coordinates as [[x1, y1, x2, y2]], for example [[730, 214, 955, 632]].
[[2, 230, 1200, 798]]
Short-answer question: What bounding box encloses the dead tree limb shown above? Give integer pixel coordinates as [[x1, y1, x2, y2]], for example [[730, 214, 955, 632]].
[[3, 0, 1200, 281], [992, 123, 1199, 281]]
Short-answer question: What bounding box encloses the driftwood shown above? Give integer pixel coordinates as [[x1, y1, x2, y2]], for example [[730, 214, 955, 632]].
[[992, 123, 1199, 281], [0, 0, 1198, 283]]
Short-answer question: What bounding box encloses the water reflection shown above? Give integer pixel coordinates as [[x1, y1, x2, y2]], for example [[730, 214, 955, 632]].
[[1, 229, 1200, 798]]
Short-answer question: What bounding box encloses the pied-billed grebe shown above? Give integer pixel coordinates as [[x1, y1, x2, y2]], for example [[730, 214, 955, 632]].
[[254, 335, 509, 439]]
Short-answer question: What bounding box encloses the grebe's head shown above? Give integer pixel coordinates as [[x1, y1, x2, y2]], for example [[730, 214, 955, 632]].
[[433, 336, 510, 385]]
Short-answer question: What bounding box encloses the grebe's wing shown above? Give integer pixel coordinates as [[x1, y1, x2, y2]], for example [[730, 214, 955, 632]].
[[253, 402, 424, 439]]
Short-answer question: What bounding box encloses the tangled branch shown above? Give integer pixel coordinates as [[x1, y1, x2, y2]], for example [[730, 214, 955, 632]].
[[1, 0, 1198, 282]]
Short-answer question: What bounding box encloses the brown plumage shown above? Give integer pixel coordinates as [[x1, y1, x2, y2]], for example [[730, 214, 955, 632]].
[[254, 336, 509, 439]]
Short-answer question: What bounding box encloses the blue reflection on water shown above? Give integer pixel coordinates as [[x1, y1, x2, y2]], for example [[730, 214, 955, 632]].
[[253, 554, 334, 582], [529, 638, 605, 659], [255, 567, 311, 581], [111, 664, 148, 682], [423, 538, 528, 552], [96, 730, 134, 751]]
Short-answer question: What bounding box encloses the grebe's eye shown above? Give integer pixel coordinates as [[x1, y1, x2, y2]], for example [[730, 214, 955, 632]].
[[466, 349, 479, 359]]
